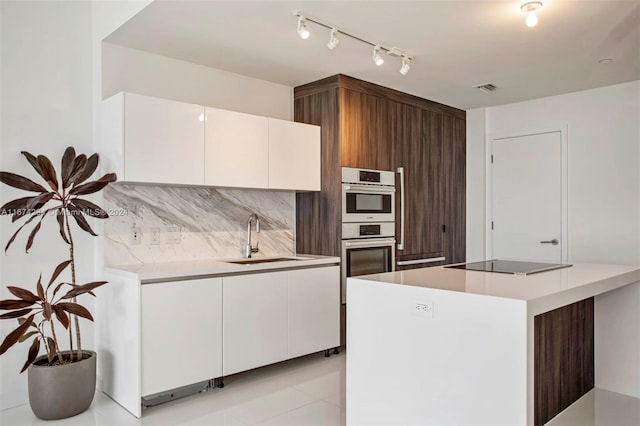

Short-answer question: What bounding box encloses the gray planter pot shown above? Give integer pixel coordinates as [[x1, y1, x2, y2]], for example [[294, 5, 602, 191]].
[[28, 350, 96, 420]]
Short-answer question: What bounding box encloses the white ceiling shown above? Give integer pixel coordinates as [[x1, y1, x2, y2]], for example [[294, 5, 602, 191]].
[[105, 0, 640, 110]]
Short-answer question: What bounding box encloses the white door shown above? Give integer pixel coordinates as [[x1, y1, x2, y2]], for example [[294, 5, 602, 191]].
[[141, 278, 222, 396], [491, 131, 564, 262], [124, 93, 205, 185], [268, 118, 321, 191], [204, 107, 269, 189]]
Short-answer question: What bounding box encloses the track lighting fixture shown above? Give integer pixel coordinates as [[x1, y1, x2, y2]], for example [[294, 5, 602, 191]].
[[297, 16, 310, 39], [293, 12, 413, 75], [399, 56, 411, 75], [521, 1, 542, 27], [327, 28, 340, 50], [373, 46, 384, 66]]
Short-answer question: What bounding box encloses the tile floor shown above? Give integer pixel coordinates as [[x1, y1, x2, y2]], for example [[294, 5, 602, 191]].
[[0, 351, 345, 426], [2, 349, 640, 425]]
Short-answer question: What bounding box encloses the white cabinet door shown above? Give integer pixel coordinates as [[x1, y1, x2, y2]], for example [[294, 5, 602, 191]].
[[205, 108, 269, 189], [288, 266, 340, 358], [268, 118, 321, 191], [141, 278, 222, 396], [124, 93, 205, 185], [223, 271, 288, 375]]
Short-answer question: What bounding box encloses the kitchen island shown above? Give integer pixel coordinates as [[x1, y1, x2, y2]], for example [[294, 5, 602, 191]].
[[346, 262, 640, 425]]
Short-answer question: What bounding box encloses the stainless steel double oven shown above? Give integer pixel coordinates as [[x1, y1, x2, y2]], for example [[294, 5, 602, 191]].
[[341, 167, 396, 304]]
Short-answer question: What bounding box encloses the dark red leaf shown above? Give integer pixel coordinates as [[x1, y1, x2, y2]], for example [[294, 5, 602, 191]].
[[58, 302, 93, 321], [73, 153, 99, 186], [47, 260, 72, 289], [42, 302, 52, 321], [36, 155, 59, 192], [52, 305, 69, 329], [20, 152, 45, 181], [24, 192, 54, 211], [0, 197, 33, 216], [69, 173, 117, 196], [61, 147, 76, 188], [56, 210, 70, 244], [36, 275, 44, 300], [66, 154, 87, 187], [7, 286, 39, 302], [19, 331, 38, 343], [0, 299, 35, 310], [20, 337, 40, 373], [70, 199, 108, 219], [25, 220, 42, 253], [0, 172, 48, 193], [61, 281, 107, 299], [5, 214, 38, 252], [0, 308, 33, 319], [46, 337, 56, 361], [52, 282, 69, 298], [68, 206, 97, 236], [0, 314, 34, 355]]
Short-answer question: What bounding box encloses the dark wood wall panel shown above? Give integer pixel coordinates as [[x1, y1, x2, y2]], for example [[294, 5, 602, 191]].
[[339, 88, 393, 171], [295, 88, 341, 257], [441, 115, 466, 264], [336, 75, 465, 120], [534, 297, 594, 426]]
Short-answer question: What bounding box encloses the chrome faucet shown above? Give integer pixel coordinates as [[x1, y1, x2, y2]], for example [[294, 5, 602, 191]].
[[245, 213, 260, 258]]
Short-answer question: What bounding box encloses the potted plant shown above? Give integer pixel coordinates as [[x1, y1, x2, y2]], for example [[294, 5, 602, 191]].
[[0, 147, 116, 419]]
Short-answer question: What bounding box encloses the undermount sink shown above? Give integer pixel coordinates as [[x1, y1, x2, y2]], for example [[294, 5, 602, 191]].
[[224, 257, 310, 265]]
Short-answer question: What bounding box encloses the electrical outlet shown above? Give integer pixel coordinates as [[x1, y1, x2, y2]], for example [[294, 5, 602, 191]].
[[150, 227, 161, 245], [166, 226, 181, 244], [414, 301, 434, 319], [131, 227, 142, 245]]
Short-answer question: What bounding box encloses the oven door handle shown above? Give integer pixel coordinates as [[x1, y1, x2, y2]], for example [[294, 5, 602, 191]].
[[396, 167, 405, 250], [343, 184, 396, 193], [344, 238, 396, 248]]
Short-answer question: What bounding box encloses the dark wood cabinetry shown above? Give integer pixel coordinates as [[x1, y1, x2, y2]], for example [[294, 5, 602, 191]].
[[295, 75, 465, 264], [295, 74, 465, 294]]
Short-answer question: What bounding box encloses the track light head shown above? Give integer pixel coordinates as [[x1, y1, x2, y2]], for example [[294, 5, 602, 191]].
[[297, 16, 310, 39], [327, 28, 340, 50], [399, 56, 411, 75], [373, 45, 384, 66]]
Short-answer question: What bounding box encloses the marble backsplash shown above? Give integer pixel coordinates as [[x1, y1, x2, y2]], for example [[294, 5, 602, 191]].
[[103, 183, 295, 266]]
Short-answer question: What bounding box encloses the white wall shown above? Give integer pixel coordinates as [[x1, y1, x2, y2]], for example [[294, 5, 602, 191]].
[[0, 0, 151, 411], [102, 43, 293, 120], [467, 81, 640, 266], [0, 0, 95, 410], [465, 108, 486, 262]]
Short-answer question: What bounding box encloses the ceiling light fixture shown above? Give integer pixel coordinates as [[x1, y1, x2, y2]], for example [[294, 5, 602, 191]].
[[297, 16, 310, 39], [373, 46, 384, 66], [293, 11, 413, 75], [399, 56, 411, 75], [327, 28, 340, 50], [521, 1, 542, 27]]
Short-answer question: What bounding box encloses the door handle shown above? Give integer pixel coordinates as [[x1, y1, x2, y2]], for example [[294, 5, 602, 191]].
[[540, 239, 559, 245], [396, 167, 405, 250]]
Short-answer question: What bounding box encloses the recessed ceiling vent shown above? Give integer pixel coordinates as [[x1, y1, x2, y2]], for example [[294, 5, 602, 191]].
[[473, 83, 497, 93]]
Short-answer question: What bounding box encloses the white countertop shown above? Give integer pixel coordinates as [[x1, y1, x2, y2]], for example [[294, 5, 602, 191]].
[[354, 262, 640, 315], [106, 254, 340, 282]]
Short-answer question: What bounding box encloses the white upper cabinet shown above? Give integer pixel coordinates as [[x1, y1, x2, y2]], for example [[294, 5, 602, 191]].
[[268, 118, 321, 191], [204, 108, 269, 189], [101, 92, 204, 185], [101, 92, 320, 191]]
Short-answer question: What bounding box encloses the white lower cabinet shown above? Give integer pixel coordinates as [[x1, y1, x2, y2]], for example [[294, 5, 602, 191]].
[[288, 266, 340, 358], [141, 278, 222, 396], [222, 271, 289, 376]]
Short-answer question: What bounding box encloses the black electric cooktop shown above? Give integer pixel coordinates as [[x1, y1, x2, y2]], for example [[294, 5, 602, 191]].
[[444, 259, 572, 275]]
